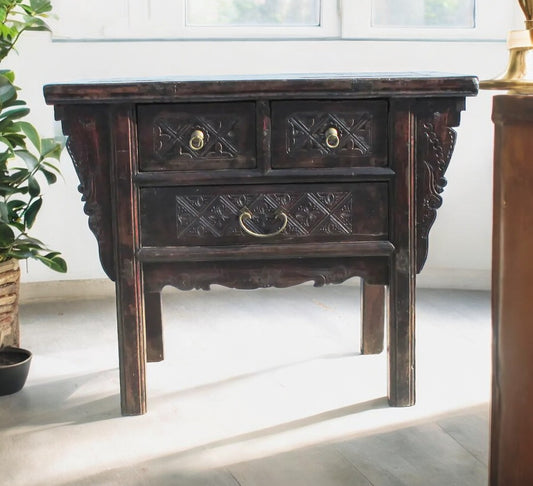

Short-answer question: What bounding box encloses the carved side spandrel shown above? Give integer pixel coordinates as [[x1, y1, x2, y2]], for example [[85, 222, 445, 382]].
[[415, 99, 465, 274], [55, 105, 115, 280]]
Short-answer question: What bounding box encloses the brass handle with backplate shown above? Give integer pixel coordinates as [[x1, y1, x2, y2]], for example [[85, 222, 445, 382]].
[[239, 208, 288, 238], [189, 129, 205, 151], [325, 127, 340, 149]]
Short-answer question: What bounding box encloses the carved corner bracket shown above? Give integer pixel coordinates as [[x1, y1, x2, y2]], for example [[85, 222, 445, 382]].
[[55, 105, 116, 281], [415, 99, 465, 273]]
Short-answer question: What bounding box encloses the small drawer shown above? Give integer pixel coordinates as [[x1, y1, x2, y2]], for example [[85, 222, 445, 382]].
[[271, 100, 388, 169], [140, 183, 389, 247], [137, 102, 256, 171]]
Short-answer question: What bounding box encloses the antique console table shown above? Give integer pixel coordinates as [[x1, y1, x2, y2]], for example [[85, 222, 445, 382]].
[[44, 73, 477, 415]]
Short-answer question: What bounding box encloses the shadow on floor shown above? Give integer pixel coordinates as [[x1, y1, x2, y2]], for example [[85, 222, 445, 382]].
[[53, 403, 488, 486], [0, 370, 121, 429]]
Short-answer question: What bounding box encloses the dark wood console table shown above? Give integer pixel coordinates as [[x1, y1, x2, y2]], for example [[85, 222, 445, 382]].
[[44, 74, 477, 416]]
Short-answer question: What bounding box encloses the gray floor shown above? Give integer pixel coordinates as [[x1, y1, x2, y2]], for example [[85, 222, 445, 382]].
[[1, 284, 491, 485]]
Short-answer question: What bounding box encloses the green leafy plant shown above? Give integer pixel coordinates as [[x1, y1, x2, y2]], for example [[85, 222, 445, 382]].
[[0, 0, 66, 272]]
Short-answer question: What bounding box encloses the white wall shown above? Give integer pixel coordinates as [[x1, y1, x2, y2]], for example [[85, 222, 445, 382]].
[[7, 33, 511, 289]]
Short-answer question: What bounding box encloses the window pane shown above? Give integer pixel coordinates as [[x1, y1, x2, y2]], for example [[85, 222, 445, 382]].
[[186, 0, 320, 26], [53, 0, 130, 37], [372, 0, 475, 28]]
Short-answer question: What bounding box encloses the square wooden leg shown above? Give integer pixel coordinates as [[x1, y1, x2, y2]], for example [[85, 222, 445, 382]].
[[115, 278, 147, 416], [360, 281, 386, 355], [387, 268, 415, 407], [145, 290, 164, 362], [112, 106, 147, 416]]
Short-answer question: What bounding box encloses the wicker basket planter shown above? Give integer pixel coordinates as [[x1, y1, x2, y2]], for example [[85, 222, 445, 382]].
[[0, 258, 30, 396], [0, 259, 20, 348]]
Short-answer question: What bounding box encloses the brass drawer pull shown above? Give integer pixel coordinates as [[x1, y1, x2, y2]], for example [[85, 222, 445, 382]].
[[325, 127, 340, 149], [239, 208, 288, 238], [189, 129, 205, 151]]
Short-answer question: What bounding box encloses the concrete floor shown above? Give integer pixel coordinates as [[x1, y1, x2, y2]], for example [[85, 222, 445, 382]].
[[0, 284, 491, 485]]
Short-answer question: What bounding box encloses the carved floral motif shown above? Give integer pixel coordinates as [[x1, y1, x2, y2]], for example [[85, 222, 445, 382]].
[[154, 116, 239, 160], [287, 112, 373, 156], [59, 106, 115, 280], [175, 191, 353, 240], [416, 110, 459, 273]]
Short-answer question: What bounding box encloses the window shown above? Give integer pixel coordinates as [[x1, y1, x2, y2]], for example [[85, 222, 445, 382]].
[[50, 0, 338, 40], [372, 0, 475, 29], [50, 0, 512, 41], [341, 0, 511, 40], [186, 0, 321, 26]]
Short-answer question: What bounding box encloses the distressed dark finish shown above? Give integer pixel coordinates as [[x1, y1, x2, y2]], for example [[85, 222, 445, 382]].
[[137, 102, 256, 171], [44, 73, 477, 415], [44, 73, 478, 103], [490, 95, 533, 486], [140, 183, 388, 247], [137, 241, 395, 263], [57, 105, 115, 280], [388, 99, 417, 406], [415, 99, 464, 273], [145, 290, 164, 362], [360, 281, 386, 355], [143, 258, 390, 292], [271, 100, 388, 168], [110, 105, 146, 415]]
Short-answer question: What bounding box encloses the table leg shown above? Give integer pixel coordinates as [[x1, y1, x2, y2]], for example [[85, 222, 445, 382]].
[[145, 290, 164, 362], [114, 272, 146, 416], [112, 106, 147, 416], [387, 265, 415, 407], [386, 98, 416, 407], [360, 281, 385, 354]]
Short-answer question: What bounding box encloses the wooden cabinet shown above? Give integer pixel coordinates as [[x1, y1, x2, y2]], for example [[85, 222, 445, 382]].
[[44, 74, 477, 415], [491, 94, 533, 485]]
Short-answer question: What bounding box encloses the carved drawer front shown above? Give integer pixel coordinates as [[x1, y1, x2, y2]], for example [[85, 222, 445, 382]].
[[271, 100, 388, 168], [140, 183, 388, 247], [137, 102, 256, 171]]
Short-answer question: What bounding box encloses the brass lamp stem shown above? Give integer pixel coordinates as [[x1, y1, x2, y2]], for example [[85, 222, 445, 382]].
[[518, 0, 533, 21]]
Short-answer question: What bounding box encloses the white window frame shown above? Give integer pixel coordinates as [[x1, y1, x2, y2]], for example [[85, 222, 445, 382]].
[[341, 0, 516, 41], [182, 0, 339, 39], [50, 0, 515, 42], [50, 0, 340, 41]]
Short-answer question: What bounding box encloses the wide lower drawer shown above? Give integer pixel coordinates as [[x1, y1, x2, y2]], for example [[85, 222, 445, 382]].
[[140, 183, 389, 247]]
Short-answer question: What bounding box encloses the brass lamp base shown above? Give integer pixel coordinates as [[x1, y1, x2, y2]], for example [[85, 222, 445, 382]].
[[481, 29, 533, 93]]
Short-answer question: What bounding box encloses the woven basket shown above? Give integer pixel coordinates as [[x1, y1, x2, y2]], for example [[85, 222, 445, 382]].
[[0, 259, 20, 348]]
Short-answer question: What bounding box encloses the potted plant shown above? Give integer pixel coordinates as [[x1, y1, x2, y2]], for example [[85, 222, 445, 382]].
[[0, 0, 65, 395]]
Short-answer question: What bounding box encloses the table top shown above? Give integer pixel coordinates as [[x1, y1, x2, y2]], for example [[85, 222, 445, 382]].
[[493, 94, 533, 123], [44, 72, 479, 104]]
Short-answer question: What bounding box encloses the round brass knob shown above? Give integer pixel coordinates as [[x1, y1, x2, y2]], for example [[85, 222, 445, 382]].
[[325, 127, 340, 149], [189, 129, 205, 151]]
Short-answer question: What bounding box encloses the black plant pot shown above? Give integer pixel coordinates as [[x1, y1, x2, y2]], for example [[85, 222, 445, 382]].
[[0, 347, 32, 396]]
